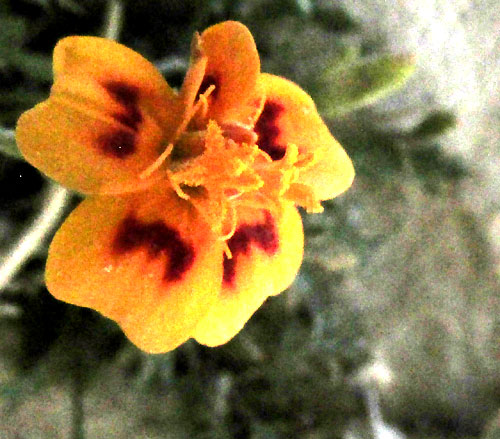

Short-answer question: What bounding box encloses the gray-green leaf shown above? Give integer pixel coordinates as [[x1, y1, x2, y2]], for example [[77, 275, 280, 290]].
[[316, 53, 416, 117]]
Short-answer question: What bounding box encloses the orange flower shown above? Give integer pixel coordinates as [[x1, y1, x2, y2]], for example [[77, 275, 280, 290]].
[[16, 21, 354, 353]]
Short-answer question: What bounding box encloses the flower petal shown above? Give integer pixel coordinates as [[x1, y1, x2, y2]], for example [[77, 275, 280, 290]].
[[192, 203, 303, 347], [200, 21, 263, 125], [256, 73, 354, 200], [17, 37, 181, 195], [45, 182, 223, 353]]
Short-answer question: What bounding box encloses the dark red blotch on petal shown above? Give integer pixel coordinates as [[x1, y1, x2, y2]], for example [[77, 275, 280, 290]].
[[113, 215, 195, 282], [197, 74, 219, 99], [104, 81, 143, 130], [255, 100, 286, 161], [223, 211, 278, 286], [97, 129, 135, 159], [96, 82, 143, 158]]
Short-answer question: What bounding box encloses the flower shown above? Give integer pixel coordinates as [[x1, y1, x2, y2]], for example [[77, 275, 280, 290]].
[[16, 21, 354, 353]]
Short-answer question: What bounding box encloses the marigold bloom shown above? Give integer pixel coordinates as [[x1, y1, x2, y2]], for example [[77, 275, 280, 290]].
[[16, 21, 354, 353]]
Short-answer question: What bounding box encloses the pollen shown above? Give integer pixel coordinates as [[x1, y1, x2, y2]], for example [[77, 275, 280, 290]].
[[157, 103, 321, 238]]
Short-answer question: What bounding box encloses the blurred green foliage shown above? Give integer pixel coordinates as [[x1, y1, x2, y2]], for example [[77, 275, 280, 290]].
[[316, 52, 416, 117], [410, 110, 457, 138]]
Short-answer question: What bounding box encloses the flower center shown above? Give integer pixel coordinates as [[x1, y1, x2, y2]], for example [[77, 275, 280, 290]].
[[139, 88, 321, 240]]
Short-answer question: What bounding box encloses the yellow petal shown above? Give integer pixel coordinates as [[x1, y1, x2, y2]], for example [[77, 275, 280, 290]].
[[46, 182, 223, 353], [17, 36, 181, 195], [199, 21, 262, 125], [256, 73, 354, 200], [192, 202, 303, 346]]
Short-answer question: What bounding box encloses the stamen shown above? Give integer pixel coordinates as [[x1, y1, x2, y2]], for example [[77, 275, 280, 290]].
[[201, 84, 216, 100], [218, 203, 237, 241], [139, 143, 174, 180], [191, 84, 215, 125], [223, 242, 233, 260], [140, 84, 216, 183], [166, 169, 191, 200], [226, 191, 242, 201]]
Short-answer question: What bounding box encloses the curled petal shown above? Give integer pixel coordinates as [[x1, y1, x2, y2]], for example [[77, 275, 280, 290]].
[[17, 37, 181, 195], [256, 74, 354, 200], [45, 182, 223, 353], [192, 202, 303, 347], [200, 21, 263, 125]]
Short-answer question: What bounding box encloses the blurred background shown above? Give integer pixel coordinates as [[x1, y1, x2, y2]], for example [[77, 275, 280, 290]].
[[0, 0, 498, 438]]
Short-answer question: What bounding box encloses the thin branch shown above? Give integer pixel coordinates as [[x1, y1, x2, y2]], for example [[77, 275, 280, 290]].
[[155, 56, 189, 75], [0, 128, 22, 160], [0, 128, 14, 140], [0, 183, 70, 291], [103, 0, 124, 41], [365, 387, 406, 439]]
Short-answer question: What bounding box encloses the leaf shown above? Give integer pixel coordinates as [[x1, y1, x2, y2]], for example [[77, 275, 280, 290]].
[[0, 128, 23, 160], [410, 110, 457, 138], [316, 53, 416, 117], [410, 145, 468, 184]]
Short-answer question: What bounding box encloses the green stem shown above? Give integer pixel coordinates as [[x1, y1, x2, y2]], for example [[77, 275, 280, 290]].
[[103, 0, 124, 41], [0, 183, 70, 291], [0, 128, 22, 160]]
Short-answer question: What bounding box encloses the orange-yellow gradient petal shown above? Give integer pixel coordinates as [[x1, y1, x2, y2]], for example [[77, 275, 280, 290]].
[[17, 37, 181, 195], [200, 21, 262, 124], [192, 203, 303, 347], [45, 182, 223, 353], [257, 73, 354, 200]]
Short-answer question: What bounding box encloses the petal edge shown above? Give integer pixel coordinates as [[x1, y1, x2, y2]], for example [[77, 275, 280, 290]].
[[46, 185, 223, 353], [192, 202, 303, 347]]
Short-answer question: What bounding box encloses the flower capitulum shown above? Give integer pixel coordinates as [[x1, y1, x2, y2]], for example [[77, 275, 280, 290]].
[[15, 21, 354, 353]]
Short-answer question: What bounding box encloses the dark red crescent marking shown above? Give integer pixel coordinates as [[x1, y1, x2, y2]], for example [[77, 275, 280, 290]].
[[104, 81, 143, 130], [197, 74, 219, 99], [223, 211, 279, 286], [254, 100, 287, 161], [96, 82, 143, 158], [113, 215, 195, 282]]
